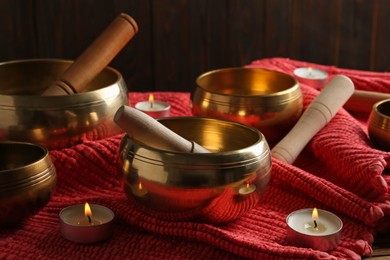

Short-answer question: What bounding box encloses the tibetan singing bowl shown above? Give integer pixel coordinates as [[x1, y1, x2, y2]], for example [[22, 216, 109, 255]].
[[368, 99, 390, 151], [0, 59, 128, 149], [118, 117, 272, 223], [192, 68, 303, 143], [0, 141, 56, 225]]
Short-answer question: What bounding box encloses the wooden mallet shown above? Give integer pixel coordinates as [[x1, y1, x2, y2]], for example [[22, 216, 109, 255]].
[[272, 75, 355, 164], [42, 13, 138, 96]]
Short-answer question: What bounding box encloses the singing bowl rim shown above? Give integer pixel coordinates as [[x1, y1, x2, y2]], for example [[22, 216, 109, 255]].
[[368, 99, 390, 151], [372, 99, 390, 119], [119, 117, 272, 188], [0, 58, 124, 107], [195, 67, 300, 98], [0, 141, 55, 195], [124, 116, 270, 160], [0, 58, 128, 149], [0, 141, 49, 172], [368, 99, 390, 130], [0, 165, 56, 192]]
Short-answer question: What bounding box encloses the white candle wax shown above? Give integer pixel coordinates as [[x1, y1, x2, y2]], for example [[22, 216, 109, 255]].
[[286, 208, 343, 251], [293, 67, 328, 89], [59, 204, 114, 243], [287, 208, 341, 235], [135, 100, 170, 118]]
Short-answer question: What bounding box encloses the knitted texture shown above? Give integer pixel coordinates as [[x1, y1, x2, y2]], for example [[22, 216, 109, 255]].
[[247, 58, 390, 204], [1, 59, 389, 259]]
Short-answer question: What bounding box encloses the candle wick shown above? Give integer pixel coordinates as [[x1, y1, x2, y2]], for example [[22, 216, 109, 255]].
[[87, 215, 92, 224], [314, 220, 317, 229], [150, 101, 153, 109]]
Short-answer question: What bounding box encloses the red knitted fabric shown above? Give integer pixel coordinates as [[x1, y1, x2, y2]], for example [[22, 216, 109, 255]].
[[1, 58, 389, 259], [247, 59, 390, 226]]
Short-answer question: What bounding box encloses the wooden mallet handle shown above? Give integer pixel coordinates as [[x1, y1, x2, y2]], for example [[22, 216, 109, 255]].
[[114, 105, 210, 153], [42, 13, 138, 96], [344, 89, 390, 114], [272, 75, 355, 164]]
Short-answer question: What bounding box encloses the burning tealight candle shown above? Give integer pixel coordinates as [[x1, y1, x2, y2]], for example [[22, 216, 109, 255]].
[[293, 67, 328, 89], [59, 202, 115, 244], [286, 208, 343, 251], [135, 94, 171, 118], [133, 181, 148, 197], [238, 183, 256, 195]]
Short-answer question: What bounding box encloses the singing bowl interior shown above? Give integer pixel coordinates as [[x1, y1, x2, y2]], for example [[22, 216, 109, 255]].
[[0, 141, 56, 225], [368, 99, 390, 151], [192, 68, 303, 143], [118, 117, 272, 223], [0, 59, 128, 149]]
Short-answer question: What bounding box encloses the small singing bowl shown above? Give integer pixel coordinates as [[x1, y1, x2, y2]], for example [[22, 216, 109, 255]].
[[0, 141, 56, 225], [368, 99, 390, 151], [0, 59, 128, 149], [118, 117, 272, 223], [192, 68, 303, 143]]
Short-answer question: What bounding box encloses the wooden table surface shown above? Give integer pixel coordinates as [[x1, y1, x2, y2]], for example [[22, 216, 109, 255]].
[[366, 234, 390, 259]]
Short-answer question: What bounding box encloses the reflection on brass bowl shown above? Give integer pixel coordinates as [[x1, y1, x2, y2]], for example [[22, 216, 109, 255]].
[[192, 68, 303, 144], [118, 117, 272, 223], [0, 141, 56, 225], [368, 99, 390, 151], [0, 59, 128, 149]]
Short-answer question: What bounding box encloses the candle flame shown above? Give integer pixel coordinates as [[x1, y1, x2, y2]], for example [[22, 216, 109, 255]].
[[246, 183, 250, 190], [149, 94, 154, 108], [84, 202, 92, 218], [138, 182, 143, 190], [312, 207, 319, 220], [308, 67, 313, 76]]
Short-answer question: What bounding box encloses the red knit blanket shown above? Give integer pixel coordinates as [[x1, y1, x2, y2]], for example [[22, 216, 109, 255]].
[[1, 58, 389, 259]]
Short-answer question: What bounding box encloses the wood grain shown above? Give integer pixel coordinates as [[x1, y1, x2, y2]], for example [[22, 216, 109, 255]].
[[0, 0, 389, 92]]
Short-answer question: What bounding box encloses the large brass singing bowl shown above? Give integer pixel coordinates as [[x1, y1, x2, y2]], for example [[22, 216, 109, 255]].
[[368, 99, 390, 151], [192, 68, 303, 144], [0, 141, 56, 225], [118, 117, 272, 223], [0, 59, 128, 149]]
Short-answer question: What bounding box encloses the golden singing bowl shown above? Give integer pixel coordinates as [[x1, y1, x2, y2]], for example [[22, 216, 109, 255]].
[[368, 99, 390, 151], [118, 117, 272, 223], [0, 59, 128, 149], [0, 141, 56, 225], [192, 68, 303, 144]]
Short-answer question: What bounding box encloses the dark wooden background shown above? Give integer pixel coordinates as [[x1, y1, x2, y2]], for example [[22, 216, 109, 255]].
[[0, 0, 388, 92]]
